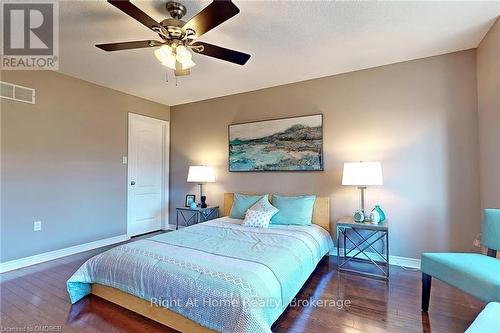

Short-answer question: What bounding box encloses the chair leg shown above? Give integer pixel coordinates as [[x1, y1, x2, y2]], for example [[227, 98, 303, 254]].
[[487, 249, 497, 258], [422, 272, 432, 312]]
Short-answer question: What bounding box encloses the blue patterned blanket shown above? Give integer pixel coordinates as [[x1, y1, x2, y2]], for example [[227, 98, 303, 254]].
[[67, 217, 333, 333]]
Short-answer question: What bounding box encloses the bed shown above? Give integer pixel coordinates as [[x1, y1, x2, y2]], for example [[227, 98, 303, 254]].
[[67, 193, 333, 333]]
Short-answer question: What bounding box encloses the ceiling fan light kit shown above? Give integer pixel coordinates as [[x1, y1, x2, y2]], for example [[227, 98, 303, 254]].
[[154, 45, 175, 69], [154, 44, 195, 70], [96, 0, 251, 77]]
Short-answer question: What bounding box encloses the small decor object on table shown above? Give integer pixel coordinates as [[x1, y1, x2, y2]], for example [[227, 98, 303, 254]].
[[176, 206, 219, 230], [370, 209, 381, 223], [185, 194, 196, 207], [353, 210, 365, 222], [373, 205, 386, 222], [336, 216, 389, 280], [369, 205, 386, 224]]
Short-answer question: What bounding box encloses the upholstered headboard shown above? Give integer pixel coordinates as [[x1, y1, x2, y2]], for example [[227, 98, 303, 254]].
[[223, 193, 330, 232]]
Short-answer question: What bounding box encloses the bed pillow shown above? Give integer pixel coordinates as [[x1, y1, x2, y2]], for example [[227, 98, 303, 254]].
[[242, 197, 279, 228], [242, 209, 275, 228], [270, 195, 316, 225], [249, 196, 279, 215], [229, 193, 268, 219]]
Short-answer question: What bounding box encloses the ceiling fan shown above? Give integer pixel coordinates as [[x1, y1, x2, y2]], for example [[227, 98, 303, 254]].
[[96, 0, 251, 77]]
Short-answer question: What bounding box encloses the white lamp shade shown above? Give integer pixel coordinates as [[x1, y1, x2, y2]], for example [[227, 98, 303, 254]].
[[342, 162, 383, 186], [187, 166, 215, 183]]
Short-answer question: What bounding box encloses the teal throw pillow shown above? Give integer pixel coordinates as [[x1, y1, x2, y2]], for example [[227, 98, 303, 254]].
[[229, 193, 268, 219], [270, 195, 316, 225]]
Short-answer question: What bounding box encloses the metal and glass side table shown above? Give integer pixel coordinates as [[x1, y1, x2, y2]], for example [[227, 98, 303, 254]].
[[336, 217, 389, 280], [175, 206, 219, 230]]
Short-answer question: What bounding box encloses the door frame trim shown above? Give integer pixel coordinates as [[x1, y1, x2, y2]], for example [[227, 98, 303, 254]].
[[127, 113, 170, 237]]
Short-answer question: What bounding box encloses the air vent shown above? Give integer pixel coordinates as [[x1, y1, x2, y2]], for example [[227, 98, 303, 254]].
[[0, 81, 35, 104]]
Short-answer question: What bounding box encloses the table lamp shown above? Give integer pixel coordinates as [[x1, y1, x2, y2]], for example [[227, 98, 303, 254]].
[[187, 166, 215, 208], [342, 161, 383, 221]]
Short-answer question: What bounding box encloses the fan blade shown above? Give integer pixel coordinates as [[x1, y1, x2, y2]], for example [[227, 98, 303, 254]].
[[191, 42, 250, 65], [108, 0, 160, 31], [182, 1, 240, 38], [96, 40, 163, 51]]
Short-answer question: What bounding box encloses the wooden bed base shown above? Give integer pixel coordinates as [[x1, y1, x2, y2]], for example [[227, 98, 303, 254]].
[[91, 284, 216, 333], [91, 193, 330, 332]]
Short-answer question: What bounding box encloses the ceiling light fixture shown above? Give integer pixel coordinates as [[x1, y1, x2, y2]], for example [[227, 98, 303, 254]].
[[97, 1, 251, 77], [154, 45, 176, 70], [175, 45, 196, 70], [154, 44, 195, 71]]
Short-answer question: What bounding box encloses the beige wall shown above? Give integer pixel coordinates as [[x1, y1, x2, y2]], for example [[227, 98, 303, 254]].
[[477, 18, 500, 210], [170, 50, 480, 259], [1, 45, 490, 262], [0, 70, 170, 262]]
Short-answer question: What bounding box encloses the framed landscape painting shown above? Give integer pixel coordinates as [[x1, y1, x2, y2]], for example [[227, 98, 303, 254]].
[[229, 114, 323, 172]]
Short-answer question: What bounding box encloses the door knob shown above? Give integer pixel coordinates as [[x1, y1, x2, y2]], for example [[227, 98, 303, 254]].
[[131, 181, 136, 185]]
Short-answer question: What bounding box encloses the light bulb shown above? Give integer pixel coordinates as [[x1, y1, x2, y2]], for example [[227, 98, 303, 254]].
[[154, 45, 172, 62], [161, 54, 176, 70], [181, 58, 196, 70], [175, 45, 192, 63], [154, 45, 176, 69]]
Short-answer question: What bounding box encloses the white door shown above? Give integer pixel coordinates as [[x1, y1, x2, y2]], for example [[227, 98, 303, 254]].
[[127, 113, 169, 237]]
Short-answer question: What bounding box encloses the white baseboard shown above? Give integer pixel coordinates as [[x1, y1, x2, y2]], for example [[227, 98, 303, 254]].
[[388, 254, 421, 269], [330, 248, 421, 270], [0, 234, 130, 273]]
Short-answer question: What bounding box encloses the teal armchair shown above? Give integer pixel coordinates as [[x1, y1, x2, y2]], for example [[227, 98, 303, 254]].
[[421, 209, 500, 312]]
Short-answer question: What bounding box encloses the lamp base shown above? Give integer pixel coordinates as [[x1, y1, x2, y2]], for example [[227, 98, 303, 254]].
[[200, 196, 207, 208]]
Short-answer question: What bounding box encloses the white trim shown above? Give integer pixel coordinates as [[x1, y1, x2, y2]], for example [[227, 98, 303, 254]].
[[162, 120, 170, 230], [389, 255, 421, 269], [330, 248, 421, 269], [0, 234, 129, 273], [127, 113, 170, 237]]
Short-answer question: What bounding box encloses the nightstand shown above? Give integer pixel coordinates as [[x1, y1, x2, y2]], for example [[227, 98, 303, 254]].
[[336, 216, 389, 280], [175, 206, 219, 230]]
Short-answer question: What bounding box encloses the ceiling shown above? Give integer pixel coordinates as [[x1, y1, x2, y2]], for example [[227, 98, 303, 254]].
[[59, 1, 500, 106]]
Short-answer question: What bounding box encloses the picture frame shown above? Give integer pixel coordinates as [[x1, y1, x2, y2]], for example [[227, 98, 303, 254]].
[[228, 114, 324, 172], [185, 194, 196, 207]]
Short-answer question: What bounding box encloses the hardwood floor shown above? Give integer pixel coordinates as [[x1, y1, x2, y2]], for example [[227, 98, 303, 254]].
[[0, 236, 484, 333]]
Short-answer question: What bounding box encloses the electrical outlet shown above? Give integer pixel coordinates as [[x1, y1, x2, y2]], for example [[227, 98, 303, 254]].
[[33, 220, 42, 232], [473, 238, 481, 248]]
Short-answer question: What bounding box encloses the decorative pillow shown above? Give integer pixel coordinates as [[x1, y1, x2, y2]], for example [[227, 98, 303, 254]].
[[229, 193, 267, 219], [242, 209, 275, 228], [270, 195, 316, 225], [249, 196, 279, 216]]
